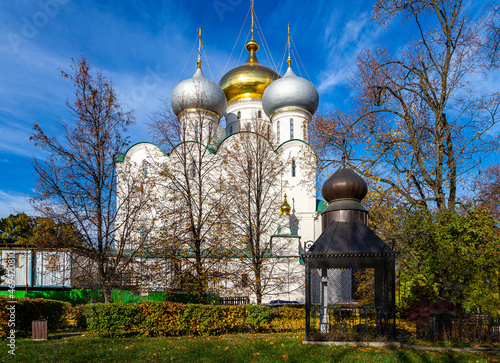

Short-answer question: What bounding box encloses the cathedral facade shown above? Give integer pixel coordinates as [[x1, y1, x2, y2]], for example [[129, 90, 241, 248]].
[[116, 26, 323, 303]]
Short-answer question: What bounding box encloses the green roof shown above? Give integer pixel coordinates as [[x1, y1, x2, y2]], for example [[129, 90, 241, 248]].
[[316, 199, 328, 213]]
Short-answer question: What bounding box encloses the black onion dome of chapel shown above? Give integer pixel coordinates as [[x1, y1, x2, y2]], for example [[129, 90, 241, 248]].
[[321, 165, 368, 203]]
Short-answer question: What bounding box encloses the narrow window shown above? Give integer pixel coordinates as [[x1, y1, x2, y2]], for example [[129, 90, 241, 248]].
[[277, 121, 280, 143], [303, 121, 307, 142], [292, 159, 296, 177], [237, 111, 241, 120], [248, 160, 253, 177], [229, 125, 233, 134], [290, 118, 294, 139], [194, 121, 199, 141], [247, 122, 251, 131], [258, 110, 262, 119], [267, 125, 270, 138], [142, 160, 148, 178], [192, 160, 196, 178]]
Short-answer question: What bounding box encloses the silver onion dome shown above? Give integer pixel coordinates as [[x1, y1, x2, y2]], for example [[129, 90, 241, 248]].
[[262, 65, 319, 117], [171, 66, 227, 118]]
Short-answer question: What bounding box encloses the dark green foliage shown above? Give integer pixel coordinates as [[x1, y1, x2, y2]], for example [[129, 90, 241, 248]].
[[71, 305, 87, 329], [0, 297, 72, 338], [83, 302, 139, 337], [0, 213, 35, 244], [398, 208, 500, 317]]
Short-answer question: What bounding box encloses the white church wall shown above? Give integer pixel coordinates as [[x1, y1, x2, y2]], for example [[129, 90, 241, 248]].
[[271, 108, 311, 144], [225, 99, 270, 135]]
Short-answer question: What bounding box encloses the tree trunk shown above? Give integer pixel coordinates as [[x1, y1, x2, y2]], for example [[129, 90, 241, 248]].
[[195, 257, 204, 304], [255, 265, 262, 304], [103, 287, 112, 303]]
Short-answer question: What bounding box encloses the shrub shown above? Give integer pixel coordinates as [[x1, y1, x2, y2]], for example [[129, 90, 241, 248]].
[[179, 304, 246, 335], [404, 298, 464, 328], [137, 301, 185, 336], [0, 297, 72, 338], [245, 305, 271, 332], [84, 302, 139, 337], [69, 305, 87, 329], [270, 306, 305, 332], [83, 302, 306, 337]]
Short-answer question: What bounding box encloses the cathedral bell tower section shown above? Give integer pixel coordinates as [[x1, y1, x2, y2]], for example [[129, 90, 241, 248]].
[[219, 39, 279, 136], [262, 25, 319, 144], [170, 27, 227, 145]]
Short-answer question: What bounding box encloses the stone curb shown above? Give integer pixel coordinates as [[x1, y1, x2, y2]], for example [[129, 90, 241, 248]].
[[302, 341, 500, 352]]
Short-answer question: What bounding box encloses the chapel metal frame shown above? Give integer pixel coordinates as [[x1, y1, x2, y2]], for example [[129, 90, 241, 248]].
[[303, 164, 397, 342]]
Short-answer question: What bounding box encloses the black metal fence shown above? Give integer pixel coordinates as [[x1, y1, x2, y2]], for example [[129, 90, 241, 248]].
[[220, 296, 250, 305], [417, 314, 500, 344], [307, 306, 395, 341]]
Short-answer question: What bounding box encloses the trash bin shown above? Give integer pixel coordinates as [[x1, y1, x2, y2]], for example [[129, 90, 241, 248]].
[[32, 320, 48, 340]]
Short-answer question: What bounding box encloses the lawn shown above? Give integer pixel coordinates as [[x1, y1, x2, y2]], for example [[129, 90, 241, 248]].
[[6, 333, 500, 362]]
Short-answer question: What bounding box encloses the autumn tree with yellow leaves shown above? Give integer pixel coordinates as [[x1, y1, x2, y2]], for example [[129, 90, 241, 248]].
[[31, 58, 155, 302], [311, 0, 500, 211]]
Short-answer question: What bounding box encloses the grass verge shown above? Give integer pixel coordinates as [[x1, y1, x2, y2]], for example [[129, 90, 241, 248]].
[[5, 333, 500, 362]]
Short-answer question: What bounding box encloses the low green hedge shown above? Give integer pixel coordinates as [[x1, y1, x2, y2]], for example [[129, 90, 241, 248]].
[[0, 296, 72, 338], [83, 302, 305, 337]]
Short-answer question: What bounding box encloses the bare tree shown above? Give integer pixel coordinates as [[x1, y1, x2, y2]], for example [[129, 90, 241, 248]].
[[311, 0, 500, 211], [30, 57, 155, 302], [149, 104, 232, 303], [474, 163, 500, 220], [221, 118, 292, 304]]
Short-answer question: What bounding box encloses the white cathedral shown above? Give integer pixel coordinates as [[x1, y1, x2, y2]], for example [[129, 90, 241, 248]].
[[116, 18, 325, 304]]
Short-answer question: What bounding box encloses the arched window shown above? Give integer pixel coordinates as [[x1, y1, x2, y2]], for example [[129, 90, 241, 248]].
[[303, 121, 308, 142], [247, 122, 251, 131], [248, 160, 253, 177], [229, 125, 233, 134], [292, 158, 296, 177], [277, 121, 280, 143], [290, 118, 294, 139], [194, 121, 199, 141], [192, 160, 196, 178], [258, 110, 262, 119], [142, 160, 148, 178], [237, 111, 241, 120]]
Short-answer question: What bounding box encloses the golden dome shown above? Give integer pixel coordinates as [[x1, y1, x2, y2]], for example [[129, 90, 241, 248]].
[[280, 194, 291, 216], [218, 40, 280, 104]]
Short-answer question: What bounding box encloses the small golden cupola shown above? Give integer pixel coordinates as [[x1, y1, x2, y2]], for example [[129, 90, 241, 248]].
[[279, 194, 291, 216]]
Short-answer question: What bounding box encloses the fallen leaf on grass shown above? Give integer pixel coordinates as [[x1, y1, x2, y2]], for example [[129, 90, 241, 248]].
[[224, 346, 229, 351], [253, 352, 260, 356], [283, 354, 289, 361]]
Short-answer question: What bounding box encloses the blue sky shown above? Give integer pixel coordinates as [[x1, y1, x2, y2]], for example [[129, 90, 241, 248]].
[[0, 0, 493, 218]]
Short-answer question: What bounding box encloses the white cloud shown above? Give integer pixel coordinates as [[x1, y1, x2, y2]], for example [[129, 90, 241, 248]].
[[317, 11, 382, 94], [0, 190, 34, 218]]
